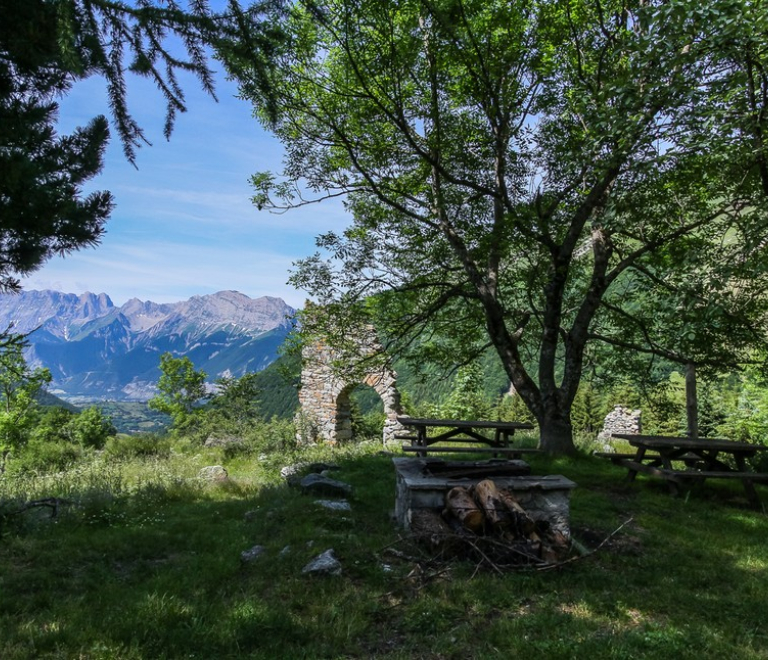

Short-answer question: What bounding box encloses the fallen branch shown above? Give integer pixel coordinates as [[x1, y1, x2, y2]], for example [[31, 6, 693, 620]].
[[380, 516, 636, 576], [531, 517, 635, 572], [3, 497, 73, 519], [464, 537, 505, 576]]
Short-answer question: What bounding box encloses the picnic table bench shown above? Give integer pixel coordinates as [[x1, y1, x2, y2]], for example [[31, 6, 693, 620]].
[[596, 434, 768, 507], [396, 416, 539, 459]]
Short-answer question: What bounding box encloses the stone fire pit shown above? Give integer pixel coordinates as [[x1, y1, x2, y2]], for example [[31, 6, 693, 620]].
[[393, 457, 577, 540]]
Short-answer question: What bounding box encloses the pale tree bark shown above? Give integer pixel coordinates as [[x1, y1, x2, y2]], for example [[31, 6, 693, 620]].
[[686, 361, 699, 439]]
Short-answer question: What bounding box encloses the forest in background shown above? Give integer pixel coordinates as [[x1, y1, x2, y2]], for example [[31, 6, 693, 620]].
[[90, 345, 768, 472]]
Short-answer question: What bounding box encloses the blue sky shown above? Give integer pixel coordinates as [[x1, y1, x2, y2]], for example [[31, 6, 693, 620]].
[[20, 60, 350, 309]]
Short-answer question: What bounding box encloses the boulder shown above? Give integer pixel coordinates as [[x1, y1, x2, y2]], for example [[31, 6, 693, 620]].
[[280, 461, 341, 480]]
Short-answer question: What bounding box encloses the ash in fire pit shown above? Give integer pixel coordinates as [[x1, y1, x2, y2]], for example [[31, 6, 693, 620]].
[[393, 457, 576, 563]]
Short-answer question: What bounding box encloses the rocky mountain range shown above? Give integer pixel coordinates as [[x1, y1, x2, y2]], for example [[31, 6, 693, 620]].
[[0, 290, 296, 402]]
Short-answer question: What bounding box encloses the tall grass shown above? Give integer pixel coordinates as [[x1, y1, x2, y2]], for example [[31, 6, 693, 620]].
[[1, 438, 767, 659]]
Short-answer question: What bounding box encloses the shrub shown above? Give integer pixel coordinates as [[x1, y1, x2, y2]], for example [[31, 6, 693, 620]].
[[7, 438, 83, 474], [440, 363, 493, 421], [351, 408, 386, 441], [29, 406, 117, 450], [246, 417, 298, 453], [104, 433, 172, 459], [495, 391, 536, 425], [29, 406, 76, 444], [67, 406, 117, 448], [571, 383, 607, 435]]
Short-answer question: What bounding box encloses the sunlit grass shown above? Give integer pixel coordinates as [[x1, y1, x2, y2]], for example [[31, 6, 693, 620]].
[[1, 437, 767, 658]]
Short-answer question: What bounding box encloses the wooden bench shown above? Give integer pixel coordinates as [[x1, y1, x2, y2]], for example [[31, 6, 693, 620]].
[[623, 463, 768, 499], [642, 467, 768, 483], [594, 454, 768, 478], [593, 452, 649, 461], [594, 451, 699, 466], [402, 445, 542, 457], [598, 436, 768, 506]]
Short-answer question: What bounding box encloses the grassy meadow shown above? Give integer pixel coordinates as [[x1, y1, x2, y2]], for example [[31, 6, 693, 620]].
[[1, 437, 767, 659]]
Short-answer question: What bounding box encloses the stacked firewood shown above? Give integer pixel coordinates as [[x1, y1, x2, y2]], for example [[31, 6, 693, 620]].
[[411, 479, 570, 566]]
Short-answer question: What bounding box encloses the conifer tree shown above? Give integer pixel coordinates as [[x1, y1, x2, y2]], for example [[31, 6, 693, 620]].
[[0, 0, 272, 291]]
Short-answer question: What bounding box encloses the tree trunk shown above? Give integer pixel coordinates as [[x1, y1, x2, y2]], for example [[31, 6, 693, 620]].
[[537, 409, 577, 455], [686, 361, 698, 439]]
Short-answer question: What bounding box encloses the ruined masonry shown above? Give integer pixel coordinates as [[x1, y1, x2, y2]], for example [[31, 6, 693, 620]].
[[297, 332, 405, 444], [597, 405, 642, 443]]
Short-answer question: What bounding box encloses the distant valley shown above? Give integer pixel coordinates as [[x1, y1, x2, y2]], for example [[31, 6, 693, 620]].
[[0, 290, 296, 403]]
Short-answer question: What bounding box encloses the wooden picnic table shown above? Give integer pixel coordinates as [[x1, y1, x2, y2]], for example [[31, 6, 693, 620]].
[[597, 434, 768, 507], [396, 416, 538, 458]]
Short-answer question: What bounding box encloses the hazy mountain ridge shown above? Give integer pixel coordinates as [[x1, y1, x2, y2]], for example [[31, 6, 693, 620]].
[[0, 290, 296, 402]]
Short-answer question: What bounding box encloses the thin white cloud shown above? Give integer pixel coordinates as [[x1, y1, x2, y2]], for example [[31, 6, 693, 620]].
[[21, 45, 353, 311]]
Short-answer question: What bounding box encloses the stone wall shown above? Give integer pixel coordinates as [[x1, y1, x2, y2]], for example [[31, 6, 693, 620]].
[[392, 458, 577, 538], [597, 405, 642, 444], [296, 331, 405, 445]]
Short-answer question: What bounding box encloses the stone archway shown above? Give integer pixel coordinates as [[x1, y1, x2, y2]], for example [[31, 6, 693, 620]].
[[296, 333, 405, 444]]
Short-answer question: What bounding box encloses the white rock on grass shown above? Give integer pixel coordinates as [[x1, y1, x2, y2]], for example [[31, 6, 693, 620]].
[[302, 549, 342, 576], [241, 545, 266, 562], [198, 465, 228, 482], [315, 499, 351, 511]]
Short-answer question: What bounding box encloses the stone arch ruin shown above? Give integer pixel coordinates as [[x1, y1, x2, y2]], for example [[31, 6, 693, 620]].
[[296, 331, 405, 444]]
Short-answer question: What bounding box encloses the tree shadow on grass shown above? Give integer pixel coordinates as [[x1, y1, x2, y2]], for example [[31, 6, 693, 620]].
[[1, 450, 767, 658]]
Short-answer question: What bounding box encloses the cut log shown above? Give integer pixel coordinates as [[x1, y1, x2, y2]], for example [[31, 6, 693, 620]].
[[445, 486, 485, 533], [474, 479, 513, 533], [411, 509, 463, 555], [413, 481, 568, 567], [498, 489, 537, 537]]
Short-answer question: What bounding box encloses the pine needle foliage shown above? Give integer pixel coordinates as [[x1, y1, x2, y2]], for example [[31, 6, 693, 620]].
[[0, 0, 284, 291]]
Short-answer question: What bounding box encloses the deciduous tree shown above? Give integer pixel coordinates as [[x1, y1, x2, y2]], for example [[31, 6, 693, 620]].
[[209, 371, 261, 428], [149, 352, 207, 431], [222, 0, 768, 454], [0, 334, 52, 471]]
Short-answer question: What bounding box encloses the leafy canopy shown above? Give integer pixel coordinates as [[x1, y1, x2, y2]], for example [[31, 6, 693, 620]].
[[149, 352, 208, 431], [223, 0, 768, 453]]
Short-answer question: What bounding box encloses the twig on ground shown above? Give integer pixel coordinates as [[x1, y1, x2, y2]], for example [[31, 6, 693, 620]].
[[380, 517, 635, 575], [464, 537, 505, 576], [532, 517, 635, 572], [4, 497, 73, 519]]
